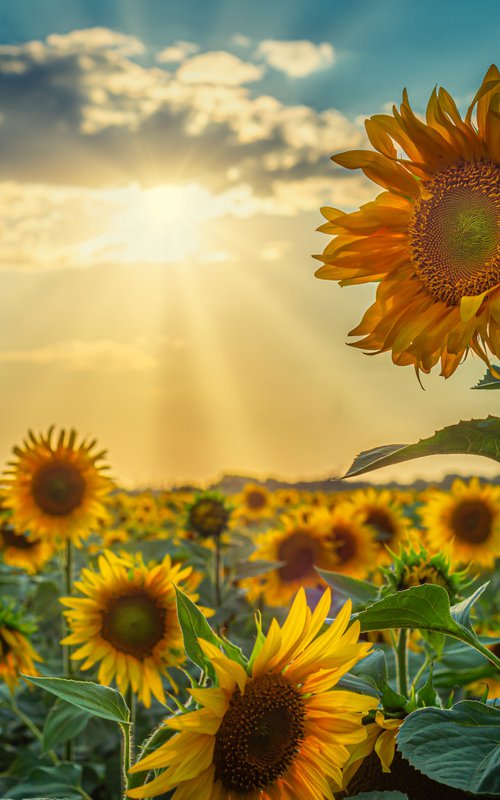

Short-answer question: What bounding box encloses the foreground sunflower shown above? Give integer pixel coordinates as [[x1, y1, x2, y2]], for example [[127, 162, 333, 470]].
[[315, 65, 500, 378], [128, 588, 376, 799], [419, 478, 500, 568], [2, 427, 112, 546], [244, 509, 339, 606], [61, 550, 206, 706], [0, 601, 41, 693]]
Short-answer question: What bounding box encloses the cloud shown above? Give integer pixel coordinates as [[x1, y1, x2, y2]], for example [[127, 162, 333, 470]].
[[0, 28, 366, 195], [254, 40, 335, 78], [176, 51, 264, 85], [231, 34, 251, 48], [156, 41, 199, 63], [0, 337, 173, 371]]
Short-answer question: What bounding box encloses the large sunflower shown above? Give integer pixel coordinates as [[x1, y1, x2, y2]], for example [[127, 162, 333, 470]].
[[128, 588, 376, 799], [315, 65, 500, 378], [2, 427, 112, 546], [419, 477, 500, 568], [244, 509, 339, 607], [61, 550, 206, 707], [0, 601, 41, 693]]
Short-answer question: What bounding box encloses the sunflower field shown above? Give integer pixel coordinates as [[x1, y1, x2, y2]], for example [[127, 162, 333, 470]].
[[0, 62, 499, 800]]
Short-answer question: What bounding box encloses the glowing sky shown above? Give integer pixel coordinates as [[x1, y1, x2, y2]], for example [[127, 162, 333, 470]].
[[0, 0, 498, 486]]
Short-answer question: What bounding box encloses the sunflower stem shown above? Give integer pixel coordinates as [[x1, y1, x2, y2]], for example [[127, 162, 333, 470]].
[[214, 535, 222, 608], [396, 628, 409, 697], [126, 686, 136, 764], [120, 716, 135, 799], [10, 696, 59, 766], [63, 538, 74, 763]]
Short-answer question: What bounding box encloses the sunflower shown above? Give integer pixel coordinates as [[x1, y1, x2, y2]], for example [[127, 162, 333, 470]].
[[128, 588, 376, 799], [419, 477, 500, 568], [244, 509, 339, 607], [186, 492, 232, 539], [327, 503, 379, 579], [0, 601, 41, 693], [0, 522, 54, 574], [315, 65, 500, 379], [236, 483, 275, 522], [60, 550, 206, 707], [334, 710, 402, 796], [347, 488, 412, 562], [2, 427, 112, 547], [380, 544, 472, 602]]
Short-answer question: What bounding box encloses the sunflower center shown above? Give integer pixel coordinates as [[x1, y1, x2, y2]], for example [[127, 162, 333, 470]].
[[278, 531, 317, 581], [31, 459, 86, 516], [246, 490, 267, 510], [0, 527, 37, 550], [101, 591, 166, 659], [400, 564, 449, 591], [409, 161, 500, 306], [364, 509, 396, 543], [330, 525, 357, 563], [214, 673, 305, 793], [450, 499, 492, 544]]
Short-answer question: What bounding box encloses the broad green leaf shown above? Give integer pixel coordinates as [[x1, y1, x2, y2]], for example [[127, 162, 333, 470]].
[[343, 416, 500, 478], [233, 558, 283, 579], [22, 675, 130, 725], [354, 584, 499, 669], [349, 649, 388, 691], [6, 763, 82, 799], [174, 587, 247, 679], [43, 699, 90, 751], [450, 582, 489, 631], [348, 793, 408, 799], [316, 569, 379, 611], [434, 639, 500, 688], [397, 700, 500, 794], [472, 366, 500, 389]]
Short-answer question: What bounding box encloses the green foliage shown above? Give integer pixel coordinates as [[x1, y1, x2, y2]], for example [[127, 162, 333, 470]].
[[316, 569, 380, 610], [353, 583, 500, 668], [397, 700, 500, 794], [22, 675, 130, 725], [343, 416, 500, 477], [4, 763, 83, 799], [42, 700, 90, 751], [472, 366, 500, 389]]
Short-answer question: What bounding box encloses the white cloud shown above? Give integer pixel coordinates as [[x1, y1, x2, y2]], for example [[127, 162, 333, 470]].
[[231, 34, 251, 48], [260, 240, 291, 261], [156, 41, 199, 63], [255, 40, 335, 78], [176, 51, 264, 85]]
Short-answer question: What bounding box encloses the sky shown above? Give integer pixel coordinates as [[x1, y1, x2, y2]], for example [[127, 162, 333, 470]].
[[0, 0, 498, 487]]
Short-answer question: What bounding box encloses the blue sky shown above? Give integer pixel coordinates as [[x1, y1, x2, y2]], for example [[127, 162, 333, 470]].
[[0, 0, 497, 485]]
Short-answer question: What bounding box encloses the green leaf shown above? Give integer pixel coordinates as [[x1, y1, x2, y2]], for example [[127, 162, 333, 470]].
[[472, 366, 500, 389], [43, 699, 90, 751], [348, 793, 408, 799], [174, 587, 247, 679], [450, 582, 489, 631], [354, 584, 500, 669], [397, 700, 500, 794], [343, 416, 500, 478], [6, 763, 82, 799], [22, 675, 130, 725], [316, 569, 379, 611], [349, 649, 388, 691]]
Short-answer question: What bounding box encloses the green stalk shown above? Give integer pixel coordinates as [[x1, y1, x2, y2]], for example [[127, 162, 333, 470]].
[[214, 535, 222, 608], [121, 687, 136, 798], [396, 628, 409, 697], [63, 538, 74, 762], [10, 697, 59, 766]]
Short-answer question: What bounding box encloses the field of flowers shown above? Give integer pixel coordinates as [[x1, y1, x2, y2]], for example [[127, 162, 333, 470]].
[[1, 62, 499, 800]]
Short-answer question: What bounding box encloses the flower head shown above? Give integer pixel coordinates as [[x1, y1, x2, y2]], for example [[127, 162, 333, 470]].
[[61, 550, 207, 706], [315, 65, 500, 379], [0, 600, 41, 693], [2, 427, 112, 546], [128, 588, 376, 799]]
